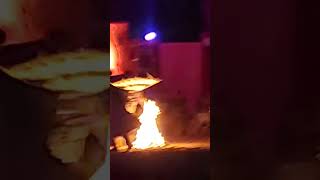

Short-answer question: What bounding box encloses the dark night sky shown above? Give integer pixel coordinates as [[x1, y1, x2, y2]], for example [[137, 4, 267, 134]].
[[83, 0, 203, 41], [109, 0, 203, 42]]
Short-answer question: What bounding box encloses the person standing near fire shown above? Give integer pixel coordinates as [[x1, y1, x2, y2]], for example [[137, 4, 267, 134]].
[[110, 84, 145, 150], [109, 22, 149, 151]]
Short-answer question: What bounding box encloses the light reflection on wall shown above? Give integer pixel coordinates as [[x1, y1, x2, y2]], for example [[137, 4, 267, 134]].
[[110, 22, 129, 76], [110, 38, 117, 71]]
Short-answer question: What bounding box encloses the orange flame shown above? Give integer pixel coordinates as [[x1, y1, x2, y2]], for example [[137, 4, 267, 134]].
[[132, 100, 165, 149]]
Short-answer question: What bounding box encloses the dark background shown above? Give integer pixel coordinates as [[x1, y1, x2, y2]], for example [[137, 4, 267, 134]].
[[212, 0, 320, 179], [110, 0, 203, 41]]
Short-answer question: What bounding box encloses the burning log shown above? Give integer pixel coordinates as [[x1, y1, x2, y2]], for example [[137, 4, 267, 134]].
[[113, 136, 129, 153]]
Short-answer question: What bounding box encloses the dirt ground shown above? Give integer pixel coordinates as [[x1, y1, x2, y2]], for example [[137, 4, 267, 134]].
[[111, 149, 211, 180]]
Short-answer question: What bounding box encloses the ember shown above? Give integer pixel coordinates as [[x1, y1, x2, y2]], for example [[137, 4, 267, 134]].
[[132, 99, 165, 149]]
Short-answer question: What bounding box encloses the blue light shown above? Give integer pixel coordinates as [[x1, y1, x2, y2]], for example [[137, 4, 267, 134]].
[[144, 32, 157, 41]]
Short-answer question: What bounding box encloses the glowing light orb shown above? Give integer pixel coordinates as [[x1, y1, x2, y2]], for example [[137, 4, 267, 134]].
[[144, 32, 157, 41]]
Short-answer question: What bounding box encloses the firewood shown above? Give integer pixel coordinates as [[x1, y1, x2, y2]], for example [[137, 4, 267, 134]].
[[113, 136, 129, 153]]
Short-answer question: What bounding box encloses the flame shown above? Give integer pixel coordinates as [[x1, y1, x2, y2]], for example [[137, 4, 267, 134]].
[[132, 100, 165, 149]]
